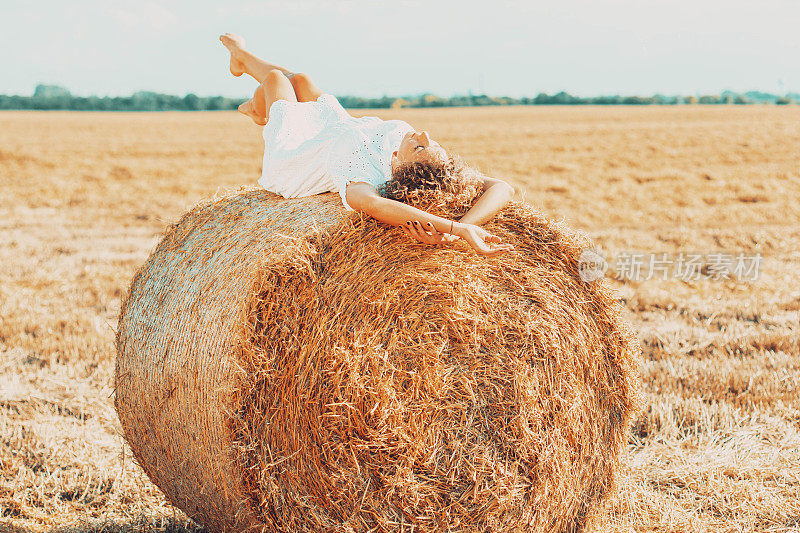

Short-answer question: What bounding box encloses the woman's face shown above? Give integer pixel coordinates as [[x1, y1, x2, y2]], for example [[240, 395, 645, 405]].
[[392, 130, 448, 169]]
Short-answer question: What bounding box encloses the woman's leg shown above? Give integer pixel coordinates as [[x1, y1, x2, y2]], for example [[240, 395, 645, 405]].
[[238, 69, 297, 125], [288, 73, 324, 103], [220, 33, 324, 102], [221, 33, 294, 82]]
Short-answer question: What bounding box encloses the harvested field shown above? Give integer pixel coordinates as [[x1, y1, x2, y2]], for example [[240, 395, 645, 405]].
[[1, 105, 799, 532]]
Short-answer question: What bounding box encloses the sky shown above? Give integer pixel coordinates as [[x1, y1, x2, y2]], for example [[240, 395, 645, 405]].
[[1, 0, 798, 98]]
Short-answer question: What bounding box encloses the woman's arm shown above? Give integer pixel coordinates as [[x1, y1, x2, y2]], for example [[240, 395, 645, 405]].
[[457, 175, 516, 225], [345, 182, 513, 256], [346, 182, 456, 234]]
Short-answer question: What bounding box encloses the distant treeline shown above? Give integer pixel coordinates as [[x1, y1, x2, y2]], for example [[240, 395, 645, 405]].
[[1, 85, 797, 111]]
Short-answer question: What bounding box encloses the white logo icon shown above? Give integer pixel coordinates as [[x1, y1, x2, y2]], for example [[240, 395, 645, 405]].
[[578, 249, 608, 282]]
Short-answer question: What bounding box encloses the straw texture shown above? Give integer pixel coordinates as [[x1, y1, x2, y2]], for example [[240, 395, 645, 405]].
[[115, 185, 641, 533]]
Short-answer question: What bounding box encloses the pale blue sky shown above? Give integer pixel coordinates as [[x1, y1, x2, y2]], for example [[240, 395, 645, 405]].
[[2, 0, 798, 98]]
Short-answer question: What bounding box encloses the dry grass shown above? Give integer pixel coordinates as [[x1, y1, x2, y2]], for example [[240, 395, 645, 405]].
[[1, 105, 799, 532], [113, 183, 640, 532]]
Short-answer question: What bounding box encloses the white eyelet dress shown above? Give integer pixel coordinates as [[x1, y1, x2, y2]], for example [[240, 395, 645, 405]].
[[257, 94, 415, 211]]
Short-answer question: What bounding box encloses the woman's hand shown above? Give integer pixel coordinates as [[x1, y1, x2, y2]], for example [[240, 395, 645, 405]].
[[453, 222, 514, 257], [401, 220, 459, 245], [401, 220, 513, 257]]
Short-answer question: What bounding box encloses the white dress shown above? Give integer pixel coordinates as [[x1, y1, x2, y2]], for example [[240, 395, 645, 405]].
[[257, 94, 414, 211]]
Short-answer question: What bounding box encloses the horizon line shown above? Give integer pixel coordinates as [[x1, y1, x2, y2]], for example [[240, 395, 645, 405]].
[[4, 84, 799, 101]]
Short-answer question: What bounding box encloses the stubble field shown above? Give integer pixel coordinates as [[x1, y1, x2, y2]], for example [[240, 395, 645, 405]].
[[1, 105, 799, 532]]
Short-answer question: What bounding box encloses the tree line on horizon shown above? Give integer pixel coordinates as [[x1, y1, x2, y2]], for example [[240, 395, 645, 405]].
[[0, 84, 796, 111]]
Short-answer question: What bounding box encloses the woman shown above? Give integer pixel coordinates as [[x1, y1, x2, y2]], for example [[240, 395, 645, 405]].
[[220, 33, 515, 257]]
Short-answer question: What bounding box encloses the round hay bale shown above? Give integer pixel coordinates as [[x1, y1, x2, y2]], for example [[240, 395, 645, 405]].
[[115, 184, 641, 533]]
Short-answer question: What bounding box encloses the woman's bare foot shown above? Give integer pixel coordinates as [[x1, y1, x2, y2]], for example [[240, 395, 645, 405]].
[[238, 99, 266, 126], [220, 33, 246, 77]]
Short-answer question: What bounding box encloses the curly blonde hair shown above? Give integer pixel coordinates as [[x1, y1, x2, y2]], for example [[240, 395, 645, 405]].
[[378, 156, 483, 203]]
